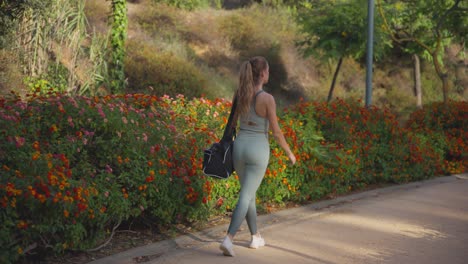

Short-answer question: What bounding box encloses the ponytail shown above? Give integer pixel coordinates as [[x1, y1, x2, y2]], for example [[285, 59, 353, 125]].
[[235, 61, 255, 118], [234, 56, 268, 118]]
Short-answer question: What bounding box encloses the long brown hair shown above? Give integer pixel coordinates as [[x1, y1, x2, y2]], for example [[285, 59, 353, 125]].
[[235, 56, 268, 118]]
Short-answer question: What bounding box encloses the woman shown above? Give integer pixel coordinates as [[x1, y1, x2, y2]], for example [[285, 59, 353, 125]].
[[220, 56, 296, 257]]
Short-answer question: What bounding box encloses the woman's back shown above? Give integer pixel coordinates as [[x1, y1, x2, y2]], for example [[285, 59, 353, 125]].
[[239, 90, 269, 135]]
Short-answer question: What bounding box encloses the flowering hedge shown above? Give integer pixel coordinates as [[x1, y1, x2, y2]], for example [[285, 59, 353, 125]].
[[0, 93, 465, 262], [311, 98, 456, 185], [405, 101, 467, 174]]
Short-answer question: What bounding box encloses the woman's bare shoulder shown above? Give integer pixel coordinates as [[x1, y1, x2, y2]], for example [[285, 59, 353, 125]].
[[259, 91, 275, 107], [259, 90, 274, 101]]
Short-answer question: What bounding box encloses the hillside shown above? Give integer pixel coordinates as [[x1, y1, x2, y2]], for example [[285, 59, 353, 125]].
[[1, 0, 466, 113]]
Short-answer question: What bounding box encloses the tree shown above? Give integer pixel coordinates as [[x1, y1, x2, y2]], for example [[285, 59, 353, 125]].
[[108, 0, 128, 93], [296, 0, 391, 102], [377, 0, 468, 104]]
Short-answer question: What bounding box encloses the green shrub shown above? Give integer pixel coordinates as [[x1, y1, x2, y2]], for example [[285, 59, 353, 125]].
[[216, 6, 294, 54], [218, 13, 261, 52], [152, 0, 221, 10], [0, 94, 216, 262], [1, 93, 463, 262], [0, 92, 327, 261], [125, 41, 206, 98], [312, 98, 446, 185], [24, 63, 69, 97], [406, 101, 467, 174]]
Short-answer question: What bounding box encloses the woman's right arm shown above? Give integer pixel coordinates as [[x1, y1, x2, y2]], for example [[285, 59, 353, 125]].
[[265, 94, 296, 165]]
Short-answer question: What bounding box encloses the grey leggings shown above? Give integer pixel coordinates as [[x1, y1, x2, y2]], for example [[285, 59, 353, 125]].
[[227, 132, 269, 236]]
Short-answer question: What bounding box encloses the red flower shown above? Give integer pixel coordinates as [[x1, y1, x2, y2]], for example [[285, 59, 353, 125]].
[[216, 198, 224, 207], [145, 175, 155, 183]]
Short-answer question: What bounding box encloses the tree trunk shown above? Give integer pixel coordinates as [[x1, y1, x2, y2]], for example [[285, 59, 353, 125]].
[[432, 51, 449, 104], [412, 54, 422, 109], [327, 56, 343, 103]]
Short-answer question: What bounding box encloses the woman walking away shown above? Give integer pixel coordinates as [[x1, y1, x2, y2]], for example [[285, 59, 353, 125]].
[[220, 56, 296, 257]]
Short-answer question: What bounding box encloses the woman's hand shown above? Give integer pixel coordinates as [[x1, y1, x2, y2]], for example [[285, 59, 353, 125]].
[[288, 152, 296, 165]]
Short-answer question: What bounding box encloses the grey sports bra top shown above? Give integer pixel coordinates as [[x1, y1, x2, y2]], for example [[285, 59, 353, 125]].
[[239, 90, 269, 135]]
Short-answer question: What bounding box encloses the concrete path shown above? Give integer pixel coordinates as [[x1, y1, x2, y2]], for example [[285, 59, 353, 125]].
[[89, 174, 468, 264]]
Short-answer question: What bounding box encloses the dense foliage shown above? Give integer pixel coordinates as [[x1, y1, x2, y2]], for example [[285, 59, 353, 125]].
[[377, 0, 468, 103], [406, 101, 468, 174], [297, 0, 391, 61], [0, 92, 465, 262], [152, 0, 222, 10], [109, 0, 128, 93]]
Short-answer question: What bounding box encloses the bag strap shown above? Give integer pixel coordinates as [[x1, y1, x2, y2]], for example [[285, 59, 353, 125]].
[[221, 96, 237, 141]]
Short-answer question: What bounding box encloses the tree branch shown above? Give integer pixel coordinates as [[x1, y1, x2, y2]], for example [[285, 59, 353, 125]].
[[23, 242, 38, 255], [86, 219, 122, 252], [436, 0, 462, 34], [377, 0, 433, 53]]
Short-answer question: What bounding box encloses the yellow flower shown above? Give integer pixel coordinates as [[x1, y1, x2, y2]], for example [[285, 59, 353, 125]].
[[50, 124, 58, 132]]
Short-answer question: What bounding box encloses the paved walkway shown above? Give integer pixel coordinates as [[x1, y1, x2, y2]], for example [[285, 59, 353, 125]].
[[89, 174, 468, 264]]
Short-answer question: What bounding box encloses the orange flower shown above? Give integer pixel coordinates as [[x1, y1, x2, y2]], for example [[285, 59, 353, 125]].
[[49, 124, 58, 133], [32, 141, 40, 151], [37, 194, 46, 203], [32, 151, 41, 160], [10, 198, 16, 208]]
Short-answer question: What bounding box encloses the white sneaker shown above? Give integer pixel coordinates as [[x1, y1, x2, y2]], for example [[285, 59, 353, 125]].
[[220, 236, 235, 257], [249, 234, 265, 249]]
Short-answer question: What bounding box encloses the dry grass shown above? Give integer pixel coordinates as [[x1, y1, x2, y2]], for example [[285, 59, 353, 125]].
[[0, 50, 27, 97], [84, 0, 110, 34]]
